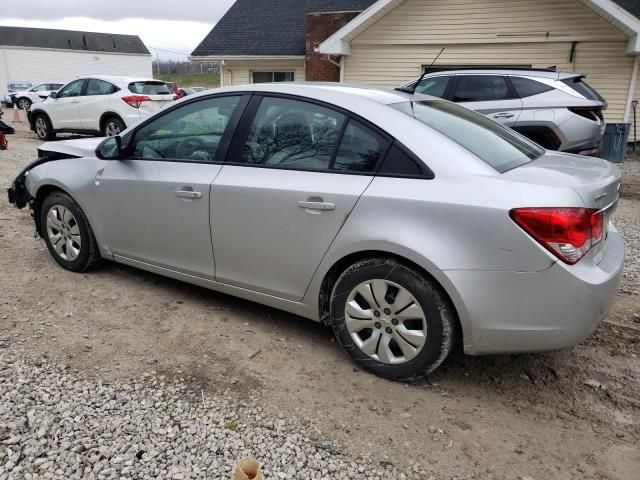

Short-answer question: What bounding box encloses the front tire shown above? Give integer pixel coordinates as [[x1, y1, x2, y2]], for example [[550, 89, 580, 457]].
[[33, 114, 56, 141], [40, 191, 102, 272], [17, 97, 32, 110], [102, 116, 125, 137], [329, 258, 456, 380]]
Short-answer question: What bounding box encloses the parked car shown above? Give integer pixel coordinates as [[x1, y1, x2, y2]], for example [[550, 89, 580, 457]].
[[4, 81, 33, 106], [8, 82, 65, 110], [29, 76, 175, 140], [190, 87, 207, 92], [9, 83, 623, 380], [400, 69, 607, 156], [179, 87, 199, 97]]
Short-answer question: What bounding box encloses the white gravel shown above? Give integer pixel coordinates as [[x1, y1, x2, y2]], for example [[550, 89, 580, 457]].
[[0, 351, 416, 480]]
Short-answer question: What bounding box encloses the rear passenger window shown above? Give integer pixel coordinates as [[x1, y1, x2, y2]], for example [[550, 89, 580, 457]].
[[86, 79, 118, 96], [333, 120, 387, 173], [240, 97, 346, 171], [510, 77, 554, 98], [453, 75, 510, 102]]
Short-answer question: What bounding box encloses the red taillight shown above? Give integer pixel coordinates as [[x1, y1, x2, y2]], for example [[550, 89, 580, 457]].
[[121, 95, 151, 108], [510, 208, 604, 265], [568, 107, 603, 122]]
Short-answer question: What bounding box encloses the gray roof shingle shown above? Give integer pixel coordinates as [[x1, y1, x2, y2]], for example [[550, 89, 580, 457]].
[[612, 0, 640, 19], [192, 0, 376, 57], [0, 26, 149, 55]]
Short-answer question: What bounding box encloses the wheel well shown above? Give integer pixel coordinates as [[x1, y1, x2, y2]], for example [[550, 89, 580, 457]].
[[100, 113, 125, 131], [512, 126, 562, 150], [318, 251, 462, 338], [33, 185, 67, 237]]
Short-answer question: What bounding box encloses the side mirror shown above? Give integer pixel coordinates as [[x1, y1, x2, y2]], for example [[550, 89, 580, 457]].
[[49, 91, 58, 99], [96, 135, 122, 160]]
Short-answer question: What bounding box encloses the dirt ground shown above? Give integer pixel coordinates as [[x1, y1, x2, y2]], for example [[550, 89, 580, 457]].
[[1, 132, 639, 479]]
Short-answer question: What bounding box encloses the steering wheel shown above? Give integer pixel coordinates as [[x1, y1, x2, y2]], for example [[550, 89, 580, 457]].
[[175, 136, 211, 160]]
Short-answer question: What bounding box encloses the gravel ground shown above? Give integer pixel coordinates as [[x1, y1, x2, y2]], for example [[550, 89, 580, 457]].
[[0, 350, 414, 480], [1, 131, 639, 480]]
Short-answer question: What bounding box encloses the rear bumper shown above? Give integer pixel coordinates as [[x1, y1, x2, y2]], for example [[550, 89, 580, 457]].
[[564, 139, 603, 156], [446, 227, 624, 355]]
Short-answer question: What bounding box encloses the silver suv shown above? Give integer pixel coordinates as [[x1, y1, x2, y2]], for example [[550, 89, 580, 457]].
[[400, 69, 607, 156]]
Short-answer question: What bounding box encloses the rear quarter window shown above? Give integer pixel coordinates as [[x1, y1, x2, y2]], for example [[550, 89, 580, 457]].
[[562, 77, 604, 102], [510, 77, 554, 98]]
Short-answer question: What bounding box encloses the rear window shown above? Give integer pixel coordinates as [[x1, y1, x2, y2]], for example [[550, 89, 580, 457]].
[[391, 100, 543, 173], [128, 81, 172, 95], [562, 77, 604, 102]]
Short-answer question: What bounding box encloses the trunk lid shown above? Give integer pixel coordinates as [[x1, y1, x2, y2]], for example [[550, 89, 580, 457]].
[[503, 151, 621, 210], [138, 94, 175, 116]]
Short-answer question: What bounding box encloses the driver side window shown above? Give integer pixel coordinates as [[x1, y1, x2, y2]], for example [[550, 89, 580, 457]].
[[58, 80, 85, 98], [131, 96, 241, 162]]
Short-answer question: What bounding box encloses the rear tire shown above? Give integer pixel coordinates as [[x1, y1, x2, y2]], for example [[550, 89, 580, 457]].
[[33, 114, 56, 141], [329, 257, 456, 380], [40, 191, 102, 272], [102, 116, 125, 137]]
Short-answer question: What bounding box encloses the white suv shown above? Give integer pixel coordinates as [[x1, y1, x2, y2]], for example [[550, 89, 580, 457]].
[[8, 82, 65, 110], [29, 76, 175, 140]]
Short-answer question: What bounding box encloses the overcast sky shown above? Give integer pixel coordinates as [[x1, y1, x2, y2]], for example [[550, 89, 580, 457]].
[[0, 1, 236, 61]]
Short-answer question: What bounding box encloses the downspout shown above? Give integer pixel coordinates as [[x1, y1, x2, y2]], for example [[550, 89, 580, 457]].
[[340, 56, 345, 83], [623, 55, 639, 123]]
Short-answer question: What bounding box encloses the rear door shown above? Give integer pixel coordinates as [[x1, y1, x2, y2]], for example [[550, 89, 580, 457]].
[[451, 74, 523, 126], [211, 95, 390, 300], [49, 79, 86, 130], [128, 81, 175, 118], [79, 79, 120, 131]]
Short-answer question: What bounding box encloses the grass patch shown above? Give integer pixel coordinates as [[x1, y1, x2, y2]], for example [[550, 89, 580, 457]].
[[224, 419, 238, 431], [156, 73, 220, 88]]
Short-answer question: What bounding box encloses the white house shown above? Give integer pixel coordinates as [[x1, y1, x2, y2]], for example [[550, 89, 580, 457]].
[[0, 26, 152, 97]]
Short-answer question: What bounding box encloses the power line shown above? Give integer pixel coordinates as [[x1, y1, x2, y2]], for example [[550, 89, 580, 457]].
[[148, 46, 191, 56]]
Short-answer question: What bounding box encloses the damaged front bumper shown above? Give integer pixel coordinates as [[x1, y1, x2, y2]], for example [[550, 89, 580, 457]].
[[7, 156, 51, 209]]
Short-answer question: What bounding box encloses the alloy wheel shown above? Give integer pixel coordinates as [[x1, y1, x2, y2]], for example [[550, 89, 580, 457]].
[[46, 205, 82, 261], [105, 121, 121, 136], [345, 279, 427, 365], [35, 117, 48, 139], [18, 98, 30, 110]]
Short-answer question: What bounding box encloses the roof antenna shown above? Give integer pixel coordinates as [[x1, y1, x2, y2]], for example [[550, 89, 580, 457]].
[[395, 47, 445, 94]]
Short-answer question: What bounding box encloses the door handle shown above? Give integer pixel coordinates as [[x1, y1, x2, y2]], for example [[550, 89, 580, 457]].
[[297, 200, 335, 211], [175, 190, 202, 199], [494, 112, 514, 118]]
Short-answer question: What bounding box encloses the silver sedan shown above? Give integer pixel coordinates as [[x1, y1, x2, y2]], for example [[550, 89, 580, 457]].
[[9, 83, 624, 380]]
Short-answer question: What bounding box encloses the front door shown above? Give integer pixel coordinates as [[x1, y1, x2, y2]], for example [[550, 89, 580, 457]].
[[211, 96, 390, 300], [97, 95, 246, 278], [50, 79, 85, 130], [452, 74, 523, 126]]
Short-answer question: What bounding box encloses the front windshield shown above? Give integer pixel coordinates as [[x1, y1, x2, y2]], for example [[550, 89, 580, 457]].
[[391, 100, 543, 173]]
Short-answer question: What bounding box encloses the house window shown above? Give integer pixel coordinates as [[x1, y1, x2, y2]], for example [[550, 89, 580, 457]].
[[251, 71, 295, 83]]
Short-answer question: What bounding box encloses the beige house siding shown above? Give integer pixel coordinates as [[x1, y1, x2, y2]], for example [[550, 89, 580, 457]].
[[222, 60, 305, 86], [343, 0, 638, 123], [353, 0, 627, 45]]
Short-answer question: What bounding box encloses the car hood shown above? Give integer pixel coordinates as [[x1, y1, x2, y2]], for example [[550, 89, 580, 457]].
[[502, 151, 621, 209], [39, 137, 105, 158]]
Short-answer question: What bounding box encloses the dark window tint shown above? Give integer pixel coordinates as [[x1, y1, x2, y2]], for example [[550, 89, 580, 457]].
[[86, 79, 118, 96], [510, 77, 554, 98], [453, 75, 509, 102], [562, 77, 604, 102], [240, 97, 345, 171], [252, 71, 295, 83], [128, 81, 171, 95], [414, 76, 449, 97], [378, 142, 430, 178], [58, 80, 85, 98], [131, 96, 240, 162], [333, 120, 387, 173], [48, 84, 64, 90], [391, 100, 543, 173]]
